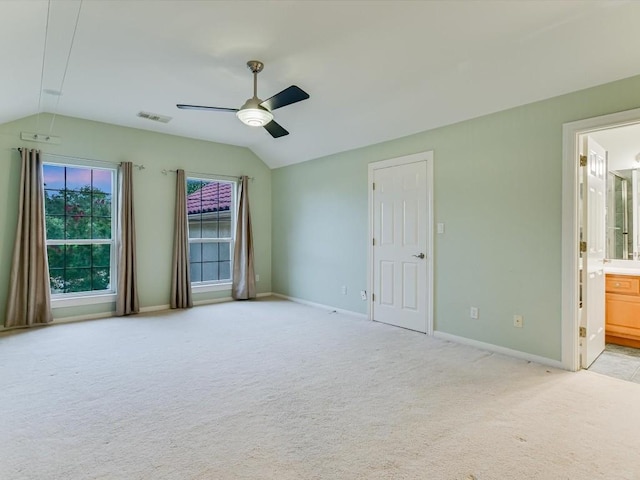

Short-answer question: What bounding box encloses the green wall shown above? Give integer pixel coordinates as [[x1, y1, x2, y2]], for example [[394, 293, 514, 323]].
[[0, 114, 271, 323], [272, 74, 640, 361]]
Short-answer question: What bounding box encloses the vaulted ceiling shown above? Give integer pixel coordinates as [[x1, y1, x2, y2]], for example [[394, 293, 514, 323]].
[[2, 1, 640, 168]]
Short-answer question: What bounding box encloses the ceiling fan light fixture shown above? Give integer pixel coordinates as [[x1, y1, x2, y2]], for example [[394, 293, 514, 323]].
[[236, 107, 273, 127]]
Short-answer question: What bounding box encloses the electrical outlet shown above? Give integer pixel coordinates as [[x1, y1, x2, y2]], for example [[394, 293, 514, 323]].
[[341, 285, 347, 295], [470, 306, 479, 319], [255, 274, 260, 282], [513, 315, 524, 328], [437, 223, 445, 234], [360, 290, 367, 300]]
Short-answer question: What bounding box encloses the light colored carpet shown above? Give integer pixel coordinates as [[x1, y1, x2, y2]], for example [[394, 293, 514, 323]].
[[1, 297, 639, 480]]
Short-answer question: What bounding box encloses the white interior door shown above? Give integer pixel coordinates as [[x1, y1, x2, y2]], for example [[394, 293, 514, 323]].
[[581, 135, 607, 368], [371, 159, 430, 333]]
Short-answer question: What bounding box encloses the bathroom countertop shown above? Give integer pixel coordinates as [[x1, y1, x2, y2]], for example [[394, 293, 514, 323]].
[[604, 266, 640, 276]]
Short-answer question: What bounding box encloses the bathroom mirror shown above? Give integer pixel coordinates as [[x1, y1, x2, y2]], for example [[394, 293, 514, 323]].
[[607, 168, 639, 260]]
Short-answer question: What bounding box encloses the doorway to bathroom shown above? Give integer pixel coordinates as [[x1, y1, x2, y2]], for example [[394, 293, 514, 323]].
[[562, 107, 640, 374], [585, 124, 640, 380]]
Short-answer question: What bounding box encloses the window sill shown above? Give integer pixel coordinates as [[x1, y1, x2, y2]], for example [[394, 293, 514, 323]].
[[191, 282, 232, 293], [51, 293, 117, 308]]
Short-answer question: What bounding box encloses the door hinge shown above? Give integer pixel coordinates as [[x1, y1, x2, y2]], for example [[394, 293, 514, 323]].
[[372, 182, 376, 190], [579, 155, 587, 167], [580, 241, 587, 253], [579, 326, 587, 338], [372, 238, 375, 246], [372, 293, 375, 302]]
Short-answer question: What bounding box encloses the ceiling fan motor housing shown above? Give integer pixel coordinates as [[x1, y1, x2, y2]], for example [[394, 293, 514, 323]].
[[246, 60, 264, 74]]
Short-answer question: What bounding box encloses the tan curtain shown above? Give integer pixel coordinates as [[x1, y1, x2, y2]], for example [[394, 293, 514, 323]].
[[115, 162, 139, 316], [170, 169, 192, 308], [4, 148, 53, 328], [232, 176, 256, 300]]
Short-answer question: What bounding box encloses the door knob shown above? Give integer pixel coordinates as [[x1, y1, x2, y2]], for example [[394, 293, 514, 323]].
[[412, 253, 425, 259]]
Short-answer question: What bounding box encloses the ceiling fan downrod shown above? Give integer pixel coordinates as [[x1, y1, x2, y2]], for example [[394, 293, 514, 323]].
[[247, 60, 264, 100]]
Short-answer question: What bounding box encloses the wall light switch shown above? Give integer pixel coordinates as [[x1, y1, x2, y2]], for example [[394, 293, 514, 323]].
[[360, 290, 367, 300], [437, 223, 445, 234]]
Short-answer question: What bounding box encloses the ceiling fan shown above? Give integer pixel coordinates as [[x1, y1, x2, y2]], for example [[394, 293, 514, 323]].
[[177, 60, 310, 138]]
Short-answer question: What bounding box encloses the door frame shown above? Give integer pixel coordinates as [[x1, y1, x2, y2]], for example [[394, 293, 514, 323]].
[[367, 151, 434, 335], [562, 107, 640, 371]]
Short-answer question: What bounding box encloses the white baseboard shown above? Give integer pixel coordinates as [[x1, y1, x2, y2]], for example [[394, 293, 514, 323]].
[[271, 293, 368, 319], [193, 292, 272, 306], [0, 293, 277, 330], [194, 296, 232, 306], [433, 331, 565, 370], [53, 311, 116, 325], [140, 304, 170, 313]]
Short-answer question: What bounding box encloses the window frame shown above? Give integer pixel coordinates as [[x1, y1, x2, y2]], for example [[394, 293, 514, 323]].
[[42, 156, 119, 306], [186, 175, 236, 291]]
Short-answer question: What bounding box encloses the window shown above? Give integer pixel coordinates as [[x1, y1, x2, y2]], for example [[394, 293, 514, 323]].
[[43, 162, 117, 297], [187, 178, 235, 285]]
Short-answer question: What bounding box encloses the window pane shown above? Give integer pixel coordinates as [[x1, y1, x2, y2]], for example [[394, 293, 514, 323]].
[[46, 215, 65, 240], [202, 212, 219, 238], [92, 268, 110, 291], [66, 167, 92, 191], [65, 268, 92, 293], [92, 169, 112, 195], [44, 190, 65, 215], [202, 262, 219, 282], [187, 179, 203, 198], [219, 183, 232, 211], [93, 193, 111, 217], [219, 213, 232, 238], [49, 268, 65, 294], [66, 189, 92, 216], [202, 243, 219, 262], [66, 215, 91, 239], [188, 214, 202, 239], [43, 164, 66, 190], [92, 217, 111, 239], [66, 244, 91, 268], [47, 245, 65, 270], [190, 263, 202, 282], [92, 244, 111, 268], [219, 261, 231, 281], [190, 242, 202, 263], [207, 182, 220, 211], [219, 242, 231, 261]]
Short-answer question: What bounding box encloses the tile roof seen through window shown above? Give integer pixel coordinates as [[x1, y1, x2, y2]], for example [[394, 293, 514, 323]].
[[187, 181, 232, 215]]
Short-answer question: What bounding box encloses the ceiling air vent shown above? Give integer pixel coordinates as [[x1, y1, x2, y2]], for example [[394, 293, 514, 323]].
[[137, 111, 172, 123]]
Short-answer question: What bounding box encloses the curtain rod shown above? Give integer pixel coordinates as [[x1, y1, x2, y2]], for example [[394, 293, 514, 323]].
[[11, 148, 145, 170], [161, 168, 253, 182]]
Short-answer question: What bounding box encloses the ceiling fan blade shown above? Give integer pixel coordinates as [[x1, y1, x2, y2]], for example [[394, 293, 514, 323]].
[[177, 104, 238, 112], [260, 85, 309, 111], [263, 120, 289, 138]]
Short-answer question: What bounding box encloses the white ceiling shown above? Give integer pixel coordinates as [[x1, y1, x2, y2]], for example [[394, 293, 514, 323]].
[[3, 1, 640, 169]]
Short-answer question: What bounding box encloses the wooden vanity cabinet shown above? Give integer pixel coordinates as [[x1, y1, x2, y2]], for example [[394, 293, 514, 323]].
[[605, 274, 640, 348]]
